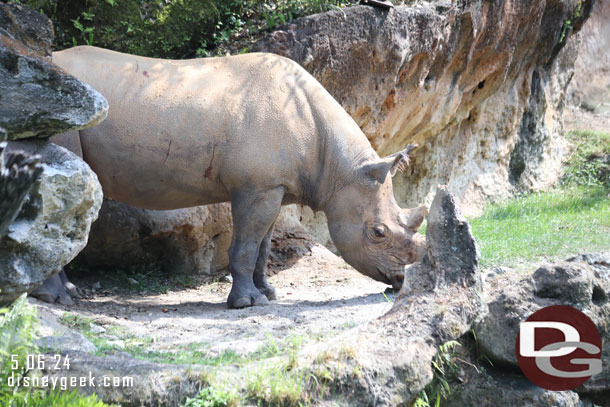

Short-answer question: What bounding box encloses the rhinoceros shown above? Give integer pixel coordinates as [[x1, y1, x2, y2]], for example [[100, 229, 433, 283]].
[[51, 46, 427, 308]]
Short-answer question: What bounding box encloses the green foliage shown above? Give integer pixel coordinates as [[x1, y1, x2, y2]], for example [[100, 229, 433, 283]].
[[183, 386, 240, 407], [21, 0, 357, 58], [10, 390, 117, 407], [0, 294, 40, 406], [562, 130, 610, 189], [413, 340, 461, 407], [559, 0, 583, 43], [0, 297, 115, 407], [246, 362, 309, 407]]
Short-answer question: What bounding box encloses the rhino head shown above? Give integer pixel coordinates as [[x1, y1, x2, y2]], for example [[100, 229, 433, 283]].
[[325, 144, 427, 289]]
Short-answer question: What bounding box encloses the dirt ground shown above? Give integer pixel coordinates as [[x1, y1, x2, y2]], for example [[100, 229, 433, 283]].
[[34, 244, 396, 357], [564, 106, 610, 133]]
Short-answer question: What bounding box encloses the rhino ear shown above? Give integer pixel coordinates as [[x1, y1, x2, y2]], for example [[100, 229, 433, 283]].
[[362, 144, 418, 184]]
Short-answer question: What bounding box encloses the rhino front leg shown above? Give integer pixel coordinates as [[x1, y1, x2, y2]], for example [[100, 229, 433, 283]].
[[253, 224, 277, 300], [227, 187, 283, 309]]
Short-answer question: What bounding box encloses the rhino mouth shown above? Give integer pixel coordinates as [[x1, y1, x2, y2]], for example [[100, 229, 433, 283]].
[[376, 267, 393, 285], [390, 272, 405, 290]]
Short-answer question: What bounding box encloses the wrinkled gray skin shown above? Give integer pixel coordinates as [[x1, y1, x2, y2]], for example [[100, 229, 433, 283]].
[[52, 46, 427, 308]]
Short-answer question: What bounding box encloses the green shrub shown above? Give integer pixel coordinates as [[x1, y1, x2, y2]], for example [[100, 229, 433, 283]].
[[21, 0, 357, 58], [183, 386, 240, 407], [7, 390, 117, 407], [0, 294, 40, 406]]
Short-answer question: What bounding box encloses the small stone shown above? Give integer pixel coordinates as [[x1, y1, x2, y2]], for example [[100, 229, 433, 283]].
[[219, 275, 232, 283], [89, 323, 106, 334], [92, 282, 101, 290], [127, 278, 139, 285]]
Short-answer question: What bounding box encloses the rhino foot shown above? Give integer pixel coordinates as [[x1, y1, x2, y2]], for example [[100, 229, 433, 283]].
[[31, 269, 80, 306], [231, 295, 269, 309], [255, 282, 277, 301], [228, 284, 270, 309]]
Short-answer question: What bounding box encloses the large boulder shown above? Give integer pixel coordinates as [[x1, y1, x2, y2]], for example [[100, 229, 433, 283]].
[[475, 253, 610, 399], [253, 0, 592, 215], [0, 3, 107, 303], [72, 199, 312, 277], [443, 348, 585, 407], [0, 141, 102, 304], [75, 198, 233, 276], [0, 3, 108, 140]]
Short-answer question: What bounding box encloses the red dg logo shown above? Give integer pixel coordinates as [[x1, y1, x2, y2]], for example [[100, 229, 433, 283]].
[[515, 305, 603, 391]]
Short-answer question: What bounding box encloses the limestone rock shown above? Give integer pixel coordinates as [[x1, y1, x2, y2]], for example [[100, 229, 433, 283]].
[[307, 187, 484, 406], [0, 3, 108, 140], [444, 351, 584, 407], [475, 253, 610, 396], [72, 199, 313, 277], [0, 141, 102, 304], [36, 352, 204, 406], [74, 198, 233, 276], [253, 0, 593, 214], [35, 304, 97, 354]]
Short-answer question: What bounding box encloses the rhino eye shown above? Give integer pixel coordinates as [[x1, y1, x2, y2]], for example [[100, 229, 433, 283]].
[[373, 227, 385, 238], [365, 223, 390, 243]]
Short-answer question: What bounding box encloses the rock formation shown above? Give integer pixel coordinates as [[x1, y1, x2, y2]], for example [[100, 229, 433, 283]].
[[475, 253, 610, 403], [253, 0, 593, 214], [0, 142, 102, 304], [302, 186, 484, 406], [0, 3, 106, 304], [30, 188, 610, 406], [0, 3, 108, 139]]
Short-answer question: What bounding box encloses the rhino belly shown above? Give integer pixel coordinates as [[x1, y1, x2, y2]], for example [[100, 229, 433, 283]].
[[79, 122, 230, 211]]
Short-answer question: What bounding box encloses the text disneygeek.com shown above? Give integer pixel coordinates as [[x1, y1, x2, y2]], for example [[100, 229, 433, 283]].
[[7, 354, 133, 391]]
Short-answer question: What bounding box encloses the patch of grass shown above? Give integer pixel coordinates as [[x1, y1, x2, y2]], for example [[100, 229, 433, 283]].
[[10, 390, 118, 407], [246, 361, 310, 407], [413, 340, 461, 407], [59, 316, 312, 371], [470, 129, 610, 269], [470, 186, 610, 269], [58, 313, 94, 331], [562, 130, 610, 188], [0, 295, 40, 406], [183, 386, 240, 407], [1, 299, 115, 407]]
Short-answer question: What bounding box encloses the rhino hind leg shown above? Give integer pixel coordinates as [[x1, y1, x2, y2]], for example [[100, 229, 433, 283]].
[[227, 187, 283, 309], [253, 224, 277, 300]]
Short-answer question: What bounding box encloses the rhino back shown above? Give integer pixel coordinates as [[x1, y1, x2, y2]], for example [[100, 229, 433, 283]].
[[52, 46, 371, 210]]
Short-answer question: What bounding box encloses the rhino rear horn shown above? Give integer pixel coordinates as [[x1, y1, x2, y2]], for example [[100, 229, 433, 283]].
[[363, 144, 418, 184]]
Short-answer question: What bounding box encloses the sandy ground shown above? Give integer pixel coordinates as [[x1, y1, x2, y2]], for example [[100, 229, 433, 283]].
[[34, 244, 396, 356]]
